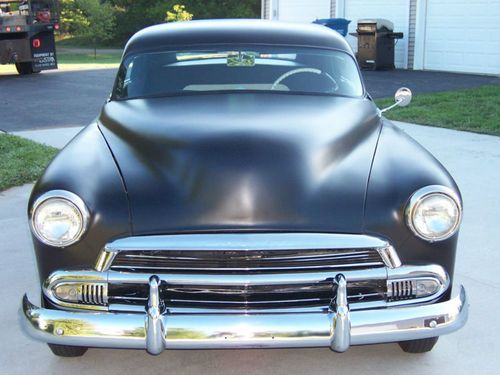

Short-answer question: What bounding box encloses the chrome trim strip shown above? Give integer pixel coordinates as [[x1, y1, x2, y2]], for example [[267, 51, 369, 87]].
[[104, 233, 390, 252], [376, 245, 401, 269], [95, 250, 117, 272], [108, 262, 385, 272], [106, 268, 388, 286], [96, 233, 401, 271], [20, 285, 468, 353]]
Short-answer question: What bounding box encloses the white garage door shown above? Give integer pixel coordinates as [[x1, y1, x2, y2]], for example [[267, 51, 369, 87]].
[[342, 0, 410, 68], [276, 0, 331, 23], [423, 0, 500, 74]]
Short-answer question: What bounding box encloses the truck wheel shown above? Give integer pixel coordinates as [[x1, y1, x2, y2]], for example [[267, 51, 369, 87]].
[[48, 344, 88, 357], [15, 62, 40, 75], [398, 337, 439, 353]]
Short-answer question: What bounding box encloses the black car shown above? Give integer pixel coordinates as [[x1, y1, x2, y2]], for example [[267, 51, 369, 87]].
[[21, 19, 467, 357]]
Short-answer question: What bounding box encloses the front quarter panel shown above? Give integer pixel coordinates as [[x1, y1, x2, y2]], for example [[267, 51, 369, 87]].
[[28, 123, 131, 283], [364, 120, 460, 284]]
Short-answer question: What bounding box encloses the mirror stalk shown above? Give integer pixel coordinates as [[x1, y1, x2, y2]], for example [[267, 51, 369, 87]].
[[380, 87, 412, 114]]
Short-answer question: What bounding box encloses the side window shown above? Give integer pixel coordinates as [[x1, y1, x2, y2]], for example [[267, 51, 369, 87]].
[[114, 60, 134, 99], [113, 64, 127, 99]]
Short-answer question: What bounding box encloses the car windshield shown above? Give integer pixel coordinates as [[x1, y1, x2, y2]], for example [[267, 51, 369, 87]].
[[113, 45, 364, 100]]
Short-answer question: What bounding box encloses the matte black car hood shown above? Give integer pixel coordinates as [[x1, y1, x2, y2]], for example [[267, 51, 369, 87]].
[[98, 93, 382, 234]]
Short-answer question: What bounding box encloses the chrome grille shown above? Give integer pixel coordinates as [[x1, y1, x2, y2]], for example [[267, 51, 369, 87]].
[[97, 233, 400, 311], [109, 248, 385, 273], [108, 279, 387, 310]]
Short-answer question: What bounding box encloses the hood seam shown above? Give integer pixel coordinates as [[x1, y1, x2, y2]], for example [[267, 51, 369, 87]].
[[362, 117, 384, 232], [96, 122, 134, 235]]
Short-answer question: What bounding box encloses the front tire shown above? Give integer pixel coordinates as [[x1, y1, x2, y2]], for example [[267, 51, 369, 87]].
[[15, 62, 40, 75], [48, 344, 88, 357], [398, 337, 439, 353]]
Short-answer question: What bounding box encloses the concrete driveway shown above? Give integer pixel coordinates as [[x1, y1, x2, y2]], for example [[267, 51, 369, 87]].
[[1, 122, 499, 374]]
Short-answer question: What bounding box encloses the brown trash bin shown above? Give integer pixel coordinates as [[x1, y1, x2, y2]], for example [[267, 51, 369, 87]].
[[350, 19, 403, 70]]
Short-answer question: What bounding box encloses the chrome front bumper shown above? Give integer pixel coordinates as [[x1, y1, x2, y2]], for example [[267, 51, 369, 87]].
[[20, 274, 468, 355]]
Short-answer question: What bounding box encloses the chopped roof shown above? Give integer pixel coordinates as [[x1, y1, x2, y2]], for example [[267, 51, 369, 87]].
[[123, 19, 353, 57]]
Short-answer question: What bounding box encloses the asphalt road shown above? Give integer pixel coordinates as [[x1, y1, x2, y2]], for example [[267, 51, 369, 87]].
[[0, 69, 116, 132], [1, 67, 498, 132], [1, 122, 499, 374]]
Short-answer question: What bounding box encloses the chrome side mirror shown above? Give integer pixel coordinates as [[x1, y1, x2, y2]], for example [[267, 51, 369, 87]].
[[395, 87, 412, 107], [380, 87, 412, 113]]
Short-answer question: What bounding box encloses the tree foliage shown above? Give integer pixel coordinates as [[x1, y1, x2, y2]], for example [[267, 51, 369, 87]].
[[182, 0, 260, 19], [165, 4, 193, 22], [59, 0, 261, 46], [58, 0, 88, 34], [73, 0, 115, 53]]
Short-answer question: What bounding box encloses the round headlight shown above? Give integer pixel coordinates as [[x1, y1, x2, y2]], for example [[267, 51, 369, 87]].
[[406, 185, 462, 242], [30, 190, 89, 247]]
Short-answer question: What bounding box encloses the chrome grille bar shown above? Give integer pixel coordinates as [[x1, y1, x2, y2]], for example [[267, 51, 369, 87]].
[[96, 233, 401, 271]]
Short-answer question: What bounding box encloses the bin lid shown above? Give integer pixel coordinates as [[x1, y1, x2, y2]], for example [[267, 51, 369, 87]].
[[358, 18, 394, 31], [313, 18, 351, 26]]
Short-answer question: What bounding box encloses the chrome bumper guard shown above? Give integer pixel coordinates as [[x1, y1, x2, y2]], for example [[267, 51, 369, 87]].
[[20, 274, 468, 355]]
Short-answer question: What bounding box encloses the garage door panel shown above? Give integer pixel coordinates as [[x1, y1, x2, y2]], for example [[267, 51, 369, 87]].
[[277, 0, 331, 22], [424, 0, 500, 74]]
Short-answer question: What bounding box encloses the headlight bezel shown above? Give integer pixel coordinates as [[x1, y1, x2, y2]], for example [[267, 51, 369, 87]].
[[405, 185, 462, 242], [30, 190, 90, 247]]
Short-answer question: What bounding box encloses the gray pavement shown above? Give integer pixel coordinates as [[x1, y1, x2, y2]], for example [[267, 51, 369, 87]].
[[0, 68, 116, 132], [12, 126, 83, 148], [363, 69, 500, 99], [1, 67, 498, 132], [1, 121, 499, 374]]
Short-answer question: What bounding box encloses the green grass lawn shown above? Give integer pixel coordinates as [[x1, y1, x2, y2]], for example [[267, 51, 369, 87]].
[[56, 35, 122, 49], [57, 52, 122, 65], [0, 133, 58, 191], [375, 85, 500, 136]]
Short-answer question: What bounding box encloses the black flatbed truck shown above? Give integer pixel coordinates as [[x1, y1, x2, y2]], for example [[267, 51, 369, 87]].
[[0, 0, 59, 74]]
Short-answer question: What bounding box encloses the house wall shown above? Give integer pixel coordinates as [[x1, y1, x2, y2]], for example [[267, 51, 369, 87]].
[[407, 0, 417, 69], [264, 0, 331, 22], [262, 0, 500, 74], [262, 0, 270, 19]]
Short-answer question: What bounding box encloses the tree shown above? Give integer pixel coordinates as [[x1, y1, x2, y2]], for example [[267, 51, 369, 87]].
[[110, 0, 171, 44], [75, 0, 116, 57], [165, 4, 193, 22], [61, 0, 261, 46], [58, 0, 89, 35], [182, 0, 260, 19]]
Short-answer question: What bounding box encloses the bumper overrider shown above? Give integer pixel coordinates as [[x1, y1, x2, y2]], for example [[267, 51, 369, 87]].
[[20, 234, 468, 354], [21, 275, 468, 354]]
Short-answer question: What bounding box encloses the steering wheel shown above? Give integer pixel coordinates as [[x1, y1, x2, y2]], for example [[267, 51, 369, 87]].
[[271, 68, 339, 92]]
